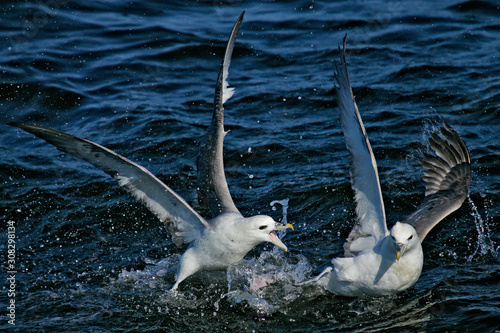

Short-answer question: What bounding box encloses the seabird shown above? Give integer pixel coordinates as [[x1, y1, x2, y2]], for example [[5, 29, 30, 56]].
[[8, 12, 292, 291], [312, 36, 471, 296]]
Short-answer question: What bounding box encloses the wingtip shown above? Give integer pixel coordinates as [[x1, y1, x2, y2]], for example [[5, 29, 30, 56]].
[[7, 122, 23, 128], [7, 122, 43, 134], [334, 34, 349, 80], [340, 33, 348, 62], [215, 12, 245, 108], [421, 123, 471, 196], [440, 122, 471, 164]]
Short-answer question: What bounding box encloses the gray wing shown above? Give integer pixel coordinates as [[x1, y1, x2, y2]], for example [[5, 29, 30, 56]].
[[197, 12, 244, 217], [9, 122, 209, 247], [334, 36, 388, 257], [404, 123, 471, 242]]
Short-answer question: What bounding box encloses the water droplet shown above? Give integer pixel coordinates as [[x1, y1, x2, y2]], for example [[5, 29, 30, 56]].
[[467, 196, 496, 260]]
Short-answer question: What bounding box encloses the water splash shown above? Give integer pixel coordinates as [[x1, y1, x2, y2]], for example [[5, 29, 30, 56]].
[[270, 198, 292, 257], [110, 198, 316, 315], [467, 196, 497, 261], [225, 251, 315, 314], [214, 198, 318, 313], [270, 198, 290, 223], [116, 256, 179, 289]]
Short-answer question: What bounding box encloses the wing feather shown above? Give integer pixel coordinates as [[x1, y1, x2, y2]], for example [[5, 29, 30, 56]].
[[404, 123, 471, 241], [9, 122, 209, 247], [334, 35, 388, 256], [197, 12, 244, 217]]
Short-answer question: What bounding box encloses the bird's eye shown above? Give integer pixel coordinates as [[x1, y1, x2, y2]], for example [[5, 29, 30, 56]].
[[259, 225, 267, 230], [408, 235, 413, 240]]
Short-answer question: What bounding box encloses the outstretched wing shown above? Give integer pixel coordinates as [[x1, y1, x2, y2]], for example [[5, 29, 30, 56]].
[[334, 35, 388, 257], [9, 122, 209, 247], [404, 123, 471, 241], [197, 12, 244, 217]]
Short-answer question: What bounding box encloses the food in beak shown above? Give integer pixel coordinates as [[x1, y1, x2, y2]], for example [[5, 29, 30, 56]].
[[275, 223, 294, 231]]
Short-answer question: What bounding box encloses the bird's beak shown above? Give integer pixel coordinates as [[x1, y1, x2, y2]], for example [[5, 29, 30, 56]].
[[269, 223, 293, 252], [275, 222, 294, 231], [269, 231, 288, 251], [396, 243, 406, 261]]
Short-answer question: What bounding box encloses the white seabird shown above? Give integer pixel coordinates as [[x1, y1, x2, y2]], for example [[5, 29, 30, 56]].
[[312, 36, 472, 296], [9, 12, 292, 291]]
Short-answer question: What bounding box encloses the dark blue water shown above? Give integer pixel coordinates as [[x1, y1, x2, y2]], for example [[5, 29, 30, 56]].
[[1, 0, 499, 331]]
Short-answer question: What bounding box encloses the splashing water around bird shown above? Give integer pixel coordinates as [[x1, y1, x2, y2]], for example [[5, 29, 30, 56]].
[[467, 196, 497, 261], [271, 198, 291, 246], [270, 198, 290, 223], [213, 198, 314, 314]]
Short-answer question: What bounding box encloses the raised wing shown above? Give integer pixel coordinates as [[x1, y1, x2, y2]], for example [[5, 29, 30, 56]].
[[334, 36, 388, 256], [197, 12, 244, 217], [404, 123, 471, 241], [9, 122, 209, 247]]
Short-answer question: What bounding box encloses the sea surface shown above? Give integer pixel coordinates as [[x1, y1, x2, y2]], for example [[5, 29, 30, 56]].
[[1, 0, 499, 332]]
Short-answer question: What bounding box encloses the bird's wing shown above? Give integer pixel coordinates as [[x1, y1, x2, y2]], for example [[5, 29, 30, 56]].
[[334, 36, 388, 256], [197, 12, 244, 217], [404, 123, 471, 241], [9, 122, 209, 247]]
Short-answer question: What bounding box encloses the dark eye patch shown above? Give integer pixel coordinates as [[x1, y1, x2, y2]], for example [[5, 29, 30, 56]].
[[408, 235, 413, 240], [259, 225, 267, 230]]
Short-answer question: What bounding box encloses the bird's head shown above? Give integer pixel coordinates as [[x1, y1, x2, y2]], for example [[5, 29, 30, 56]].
[[244, 215, 293, 251], [390, 222, 419, 261]]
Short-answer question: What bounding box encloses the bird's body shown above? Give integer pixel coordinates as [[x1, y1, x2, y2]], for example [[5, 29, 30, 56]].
[[9, 12, 292, 291], [320, 223, 423, 296], [313, 36, 471, 296], [175, 213, 282, 288]]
